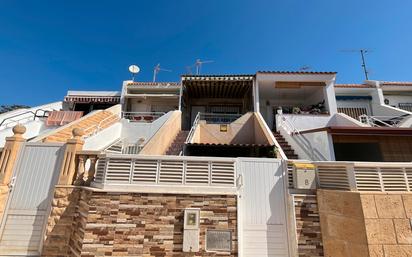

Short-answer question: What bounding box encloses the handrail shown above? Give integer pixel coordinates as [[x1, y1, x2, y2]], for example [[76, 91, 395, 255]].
[[0, 108, 51, 127], [359, 114, 409, 127], [185, 112, 201, 144], [278, 114, 328, 161], [83, 113, 119, 137]]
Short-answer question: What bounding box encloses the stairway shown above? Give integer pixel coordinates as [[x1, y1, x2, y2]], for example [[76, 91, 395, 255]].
[[166, 130, 189, 155], [43, 110, 119, 143], [273, 131, 299, 159]]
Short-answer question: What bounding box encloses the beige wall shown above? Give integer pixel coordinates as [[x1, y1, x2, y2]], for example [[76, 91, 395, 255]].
[[139, 110, 181, 155], [192, 113, 272, 145], [0, 185, 9, 223], [318, 189, 412, 257], [318, 190, 369, 257]]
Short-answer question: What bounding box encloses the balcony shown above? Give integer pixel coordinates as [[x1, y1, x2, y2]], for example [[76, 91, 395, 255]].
[[122, 111, 165, 122]]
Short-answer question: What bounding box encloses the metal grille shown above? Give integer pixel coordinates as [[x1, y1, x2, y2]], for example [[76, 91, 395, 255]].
[[399, 103, 412, 112], [338, 107, 368, 120], [206, 230, 232, 252]]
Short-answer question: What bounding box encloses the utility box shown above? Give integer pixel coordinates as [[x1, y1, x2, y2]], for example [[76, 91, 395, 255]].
[[293, 163, 316, 189], [183, 208, 200, 252]]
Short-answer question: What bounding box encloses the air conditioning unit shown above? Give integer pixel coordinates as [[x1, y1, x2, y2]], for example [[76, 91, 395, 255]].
[[293, 163, 316, 189]]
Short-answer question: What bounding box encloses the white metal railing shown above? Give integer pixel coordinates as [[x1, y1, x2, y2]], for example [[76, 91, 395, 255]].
[[185, 112, 201, 144], [278, 114, 300, 135], [337, 107, 368, 120], [122, 112, 165, 122], [399, 103, 412, 112], [359, 114, 408, 127], [93, 154, 236, 188], [0, 109, 51, 129], [289, 161, 412, 192], [83, 113, 119, 137]]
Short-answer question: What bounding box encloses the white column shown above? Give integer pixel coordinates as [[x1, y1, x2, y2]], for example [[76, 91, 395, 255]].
[[254, 78, 260, 113], [324, 79, 337, 115]]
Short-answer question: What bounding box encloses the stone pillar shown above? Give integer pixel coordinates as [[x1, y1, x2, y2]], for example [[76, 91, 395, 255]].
[[57, 128, 85, 185], [0, 124, 26, 185], [0, 124, 26, 221]]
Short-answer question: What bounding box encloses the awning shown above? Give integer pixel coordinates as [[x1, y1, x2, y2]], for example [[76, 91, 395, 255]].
[[336, 95, 372, 101]]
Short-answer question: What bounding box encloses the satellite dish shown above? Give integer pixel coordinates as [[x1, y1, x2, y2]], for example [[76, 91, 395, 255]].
[[128, 65, 140, 81], [129, 65, 140, 74]]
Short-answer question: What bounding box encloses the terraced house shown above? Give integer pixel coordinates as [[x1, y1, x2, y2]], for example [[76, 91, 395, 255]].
[[0, 70, 412, 257]]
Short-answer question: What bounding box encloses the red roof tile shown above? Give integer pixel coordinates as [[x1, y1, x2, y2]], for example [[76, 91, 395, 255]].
[[334, 84, 374, 88], [257, 71, 337, 75]]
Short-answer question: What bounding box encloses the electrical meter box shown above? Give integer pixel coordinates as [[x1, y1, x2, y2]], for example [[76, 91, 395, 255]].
[[293, 163, 316, 189], [183, 208, 200, 252]]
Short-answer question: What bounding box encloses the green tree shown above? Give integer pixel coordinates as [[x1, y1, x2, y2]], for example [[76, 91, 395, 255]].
[[0, 104, 31, 114]]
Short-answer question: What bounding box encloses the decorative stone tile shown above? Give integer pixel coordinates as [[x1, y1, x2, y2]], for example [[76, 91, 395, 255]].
[[365, 219, 397, 245], [375, 195, 406, 219], [293, 194, 324, 257]]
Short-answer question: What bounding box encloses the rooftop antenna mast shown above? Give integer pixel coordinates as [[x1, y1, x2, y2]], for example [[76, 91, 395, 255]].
[[341, 49, 371, 80], [194, 59, 214, 75], [153, 63, 171, 82], [128, 65, 140, 82]]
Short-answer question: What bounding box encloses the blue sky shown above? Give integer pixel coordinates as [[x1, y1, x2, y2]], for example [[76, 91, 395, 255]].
[[0, 0, 411, 106]]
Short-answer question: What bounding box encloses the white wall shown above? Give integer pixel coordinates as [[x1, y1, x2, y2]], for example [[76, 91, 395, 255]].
[[0, 119, 55, 147], [83, 122, 122, 150], [83, 111, 174, 151], [275, 114, 332, 132], [370, 87, 411, 117], [278, 126, 335, 161], [383, 94, 412, 109]]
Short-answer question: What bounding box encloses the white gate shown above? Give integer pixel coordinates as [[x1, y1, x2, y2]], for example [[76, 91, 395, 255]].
[[238, 158, 290, 257], [0, 142, 65, 256]]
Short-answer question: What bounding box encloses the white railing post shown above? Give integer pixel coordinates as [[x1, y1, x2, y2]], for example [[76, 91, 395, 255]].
[[155, 160, 161, 184]]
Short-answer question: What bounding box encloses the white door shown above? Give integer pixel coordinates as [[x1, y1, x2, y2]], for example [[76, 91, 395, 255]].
[[0, 143, 65, 256], [238, 158, 290, 257]]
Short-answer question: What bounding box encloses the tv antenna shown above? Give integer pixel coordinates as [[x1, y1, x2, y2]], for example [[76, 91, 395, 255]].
[[341, 49, 371, 80], [128, 65, 140, 82], [153, 63, 171, 82], [194, 59, 214, 75], [299, 65, 312, 71]]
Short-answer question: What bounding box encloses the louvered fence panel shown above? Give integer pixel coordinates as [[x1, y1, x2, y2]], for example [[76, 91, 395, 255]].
[[287, 162, 294, 188], [159, 160, 184, 184], [354, 167, 382, 191], [316, 165, 350, 190], [406, 168, 412, 190], [211, 162, 235, 186], [105, 158, 132, 183], [132, 159, 158, 183], [380, 167, 408, 191], [185, 161, 209, 185], [94, 158, 106, 183]]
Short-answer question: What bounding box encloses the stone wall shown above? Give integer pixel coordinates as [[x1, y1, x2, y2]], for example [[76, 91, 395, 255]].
[[42, 186, 82, 257], [43, 187, 237, 257], [361, 193, 412, 257], [317, 190, 369, 257], [293, 194, 324, 257], [318, 190, 412, 257]]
